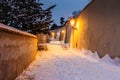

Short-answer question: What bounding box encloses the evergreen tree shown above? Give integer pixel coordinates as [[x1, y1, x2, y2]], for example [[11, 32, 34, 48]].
[[0, 0, 56, 34], [60, 17, 65, 26], [50, 23, 59, 30]]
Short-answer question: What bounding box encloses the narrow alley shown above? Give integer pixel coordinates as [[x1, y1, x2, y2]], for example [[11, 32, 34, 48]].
[[1, 1, 120, 80], [16, 41, 120, 80]]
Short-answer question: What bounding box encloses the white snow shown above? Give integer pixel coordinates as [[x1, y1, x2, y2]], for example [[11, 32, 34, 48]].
[[16, 41, 120, 80]]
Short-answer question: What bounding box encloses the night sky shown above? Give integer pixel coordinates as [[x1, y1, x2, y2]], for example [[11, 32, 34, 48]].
[[40, 0, 91, 25]]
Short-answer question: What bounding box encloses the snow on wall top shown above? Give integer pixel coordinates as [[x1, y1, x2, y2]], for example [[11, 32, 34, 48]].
[[0, 23, 36, 38]]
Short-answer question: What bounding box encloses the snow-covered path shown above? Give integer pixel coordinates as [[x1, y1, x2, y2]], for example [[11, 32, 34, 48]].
[[16, 41, 120, 80]]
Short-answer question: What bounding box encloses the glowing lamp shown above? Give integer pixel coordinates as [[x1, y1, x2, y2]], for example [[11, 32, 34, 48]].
[[70, 19, 75, 26], [62, 30, 65, 33], [57, 32, 60, 35]]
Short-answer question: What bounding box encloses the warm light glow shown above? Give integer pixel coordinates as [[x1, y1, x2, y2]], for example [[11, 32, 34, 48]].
[[62, 30, 65, 33], [51, 32, 54, 35], [76, 21, 80, 29], [51, 32, 55, 36], [57, 32, 60, 35], [70, 19, 75, 26]]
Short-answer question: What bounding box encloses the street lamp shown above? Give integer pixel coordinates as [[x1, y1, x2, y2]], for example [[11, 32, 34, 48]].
[[70, 19, 75, 26], [70, 18, 77, 30], [62, 30, 65, 33]]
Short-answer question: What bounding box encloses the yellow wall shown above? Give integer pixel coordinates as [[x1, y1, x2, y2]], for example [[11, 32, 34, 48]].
[[70, 0, 120, 58], [70, 14, 88, 49]]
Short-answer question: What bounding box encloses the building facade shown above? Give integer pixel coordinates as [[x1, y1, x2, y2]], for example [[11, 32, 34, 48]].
[[70, 0, 120, 58]]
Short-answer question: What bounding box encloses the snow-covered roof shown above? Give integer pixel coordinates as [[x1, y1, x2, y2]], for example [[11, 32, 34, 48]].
[[0, 23, 36, 38]]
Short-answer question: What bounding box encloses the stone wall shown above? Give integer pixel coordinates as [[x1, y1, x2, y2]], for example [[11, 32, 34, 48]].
[[0, 23, 38, 80], [70, 0, 120, 58]]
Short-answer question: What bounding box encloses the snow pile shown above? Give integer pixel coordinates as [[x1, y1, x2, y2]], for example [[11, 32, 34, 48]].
[[49, 41, 62, 45], [16, 42, 120, 80], [114, 57, 120, 66], [100, 54, 115, 64]]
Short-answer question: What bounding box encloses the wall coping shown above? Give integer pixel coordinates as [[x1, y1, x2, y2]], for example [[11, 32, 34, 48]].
[[0, 23, 37, 38]]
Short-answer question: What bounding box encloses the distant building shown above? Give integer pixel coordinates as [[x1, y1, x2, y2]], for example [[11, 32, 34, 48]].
[[50, 21, 70, 43], [50, 28, 61, 41]]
